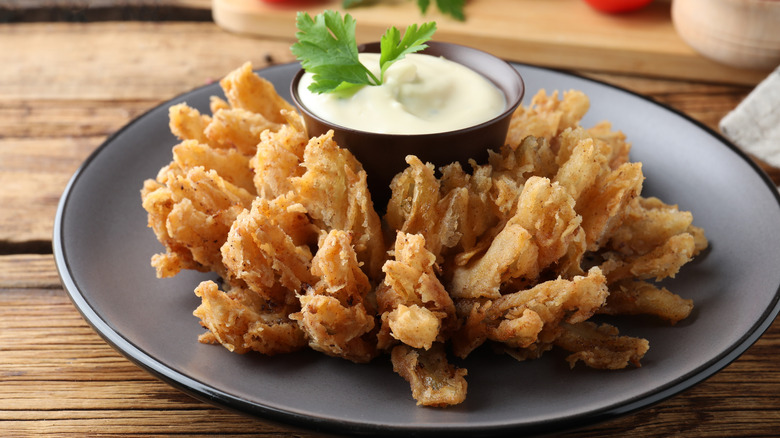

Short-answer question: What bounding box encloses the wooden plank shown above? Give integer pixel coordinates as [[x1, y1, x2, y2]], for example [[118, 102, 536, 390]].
[[0, 99, 156, 138], [5, 0, 212, 9], [0, 98, 161, 244], [213, 0, 772, 85], [0, 411, 326, 437], [1, 279, 780, 436], [0, 22, 767, 245], [581, 73, 752, 132], [2, 13, 778, 438], [0, 288, 332, 437], [0, 137, 102, 244], [0, 22, 753, 105], [0, 22, 296, 101], [0, 255, 61, 289], [2, 0, 214, 23]]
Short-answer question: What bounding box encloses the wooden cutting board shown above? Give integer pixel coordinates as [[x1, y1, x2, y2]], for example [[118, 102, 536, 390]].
[[212, 0, 770, 85]]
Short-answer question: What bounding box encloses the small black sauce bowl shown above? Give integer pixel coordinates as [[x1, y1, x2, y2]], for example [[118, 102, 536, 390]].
[[290, 41, 525, 209]]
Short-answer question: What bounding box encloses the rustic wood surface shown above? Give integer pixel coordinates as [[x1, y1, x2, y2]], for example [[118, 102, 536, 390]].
[[2, 2, 780, 437], [212, 0, 772, 85]]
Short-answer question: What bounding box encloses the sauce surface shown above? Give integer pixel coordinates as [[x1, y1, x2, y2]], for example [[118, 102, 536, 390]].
[[297, 53, 506, 135]]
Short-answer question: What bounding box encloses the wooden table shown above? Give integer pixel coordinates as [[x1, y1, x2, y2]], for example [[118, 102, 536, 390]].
[[2, 1, 779, 436]]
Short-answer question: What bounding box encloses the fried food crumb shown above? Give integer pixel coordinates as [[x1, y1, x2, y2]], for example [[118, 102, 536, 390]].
[[391, 344, 467, 407], [142, 63, 708, 408]]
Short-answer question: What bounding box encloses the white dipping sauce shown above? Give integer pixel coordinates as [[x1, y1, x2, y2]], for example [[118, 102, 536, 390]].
[[297, 53, 506, 135]]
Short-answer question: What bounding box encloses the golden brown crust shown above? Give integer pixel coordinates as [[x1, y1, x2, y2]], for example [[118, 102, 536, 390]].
[[291, 230, 378, 363], [291, 131, 387, 282], [376, 232, 456, 351], [141, 63, 709, 408], [555, 321, 650, 370], [391, 344, 467, 407], [193, 280, 306, 355]]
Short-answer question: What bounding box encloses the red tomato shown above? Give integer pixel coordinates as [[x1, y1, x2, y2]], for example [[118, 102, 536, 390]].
[[583, 0, 654, 13]]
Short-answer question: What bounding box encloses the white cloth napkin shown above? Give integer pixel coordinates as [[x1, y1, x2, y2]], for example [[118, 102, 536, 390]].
[[720, 66, 780, 169]]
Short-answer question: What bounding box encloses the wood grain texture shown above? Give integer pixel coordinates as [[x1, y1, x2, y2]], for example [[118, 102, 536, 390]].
[[2, 14, 780, 438], [0, 254, 62, 288], [0, 22, 296, 101], [0, 136, 102, 244], [1, 22, 770, 245], [3, 0, 211, 8], [1, 262, 779, 437], [0, 277, 331, 437], [1, 0, 213, 23], [213, 0, 772, 85], [0, 22, 293, 244]]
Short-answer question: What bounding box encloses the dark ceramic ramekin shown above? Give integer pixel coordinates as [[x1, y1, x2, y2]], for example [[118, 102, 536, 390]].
[[291, 41, 525, 208]]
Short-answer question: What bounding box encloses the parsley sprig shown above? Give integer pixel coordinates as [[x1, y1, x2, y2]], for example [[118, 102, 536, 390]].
[[291, 10, 436, 95], [379, 22, 438, 83]]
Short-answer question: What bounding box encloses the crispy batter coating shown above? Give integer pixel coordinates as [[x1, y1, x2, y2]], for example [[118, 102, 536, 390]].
[[440, 162, 502, 258], [294, 293, 377, 362], [170, 63, 295, 158], [511, 176, 585, 271], [171, 140, 256, 194], [143, 63, 709, 408], [210, 95, 230, 114], [310, 230, 374, 308], [587, 121, 632, 170], [142, 165, 255, 278], [291, 131, 386, 281], [221, 196, 316, 303], [449, 220, 537, 300], [203, 107, 282, 155], [506, 90, 590, 146], [601, 232, 696, 283], [193, 280, 306, 355], [376, 232, 456, 351], [491, 135, 557, 186], [250, 116, 308, 199], [169, 103, 211, 144], [555, 321, 650, 369], [553, 135, 607, 202], [385, 157, 444, 251], [385, 156, 493, 263], [386, 156, 437, 206], [449, 176, 584, 299], [291, 230, 378, 363], [219, 61, 294, 125], [600, 279, 694, 324], [391, 344, 467, 407], [688, 224, 709, 256], [452, 267, 608, 358], [578, 162, 644, 251], [607, 196, 694, 255]]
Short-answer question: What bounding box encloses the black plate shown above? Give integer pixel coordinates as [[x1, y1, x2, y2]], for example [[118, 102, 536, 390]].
[[54, 62, 780, 436]]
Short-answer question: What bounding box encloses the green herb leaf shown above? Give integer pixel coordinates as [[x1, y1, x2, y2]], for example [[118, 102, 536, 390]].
[[342, 0, 374, 7], [434, 0, 465, 21], [378, 22, 437, 82], [292, 10, 437, 94], [290, 10, 380, 94], [343, 0, 466, 21]]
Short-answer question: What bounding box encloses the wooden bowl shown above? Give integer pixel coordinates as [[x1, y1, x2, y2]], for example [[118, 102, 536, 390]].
[[291, 41, 525, 208], [672, 0, 780, 70]]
